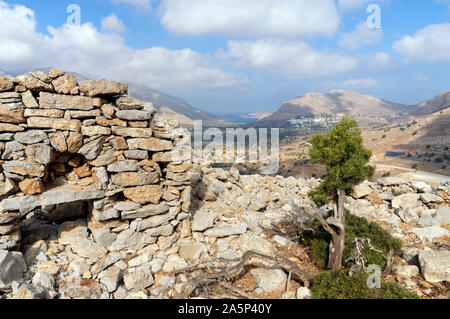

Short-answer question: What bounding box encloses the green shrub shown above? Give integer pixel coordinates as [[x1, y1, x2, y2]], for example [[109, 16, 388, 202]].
[[412, 131, 418, 136], [302, 213, 402, 269], [311, 270, 420, 299]]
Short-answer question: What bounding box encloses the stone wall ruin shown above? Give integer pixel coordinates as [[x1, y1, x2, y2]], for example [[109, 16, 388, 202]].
[[0, 69, 196, 253]]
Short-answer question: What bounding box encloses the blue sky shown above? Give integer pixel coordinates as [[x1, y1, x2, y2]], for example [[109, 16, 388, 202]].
[[1, 0, 450, 114]]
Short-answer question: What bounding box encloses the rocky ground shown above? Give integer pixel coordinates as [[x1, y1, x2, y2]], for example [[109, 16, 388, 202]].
[[0, 166, 449, 299]]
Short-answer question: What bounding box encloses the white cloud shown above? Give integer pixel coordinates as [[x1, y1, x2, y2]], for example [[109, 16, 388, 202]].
[[101, 14, 126, 33], [338, 0, 384, 12], [413, 73, 430, 81], [159, 0, 340, 38], [339, 22, 382, 50], [221, 39, 358, 79], [0, 1, 247, 90], [111, 0, 153, 8], [362, 52, 395, 69], [326, 78, 378, 89], [393, 23, 450, 63]]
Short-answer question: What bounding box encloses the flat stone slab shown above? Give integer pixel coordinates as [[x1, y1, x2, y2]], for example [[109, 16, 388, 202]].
[[0, 185, 105, 214]]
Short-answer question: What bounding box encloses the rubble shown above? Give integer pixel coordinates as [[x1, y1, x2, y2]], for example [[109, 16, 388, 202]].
[[0, 69, 448, 300]]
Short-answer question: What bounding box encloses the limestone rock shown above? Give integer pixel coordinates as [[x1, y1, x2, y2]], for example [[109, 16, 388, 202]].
[[27, 117, 81, 132], [14, 74, 53, 92], [100, 265, 122, 293], [116, 110, 153, 121], [419, 249, 450, 283], [0, 103, 25, 124], [123, 266, 154, 291], [0, 77, 14, 92], [115, 96, 144, 110], [297, 287, 312, 299], [49, 132, 67, 153], [12, 282, 46, 299], [410, 226, 449, 241], [39, 92, 97, 110], [25, 144, 54, 165], [80, 80, 128, 97], [112, 172, 159, 187], [0, 250, 27, 289], [178, 240, 208, 262], [112, 127, 153, 138], [52, 73, 79, 95], [191, 210, 218, 232], [204, 223, 248, 237], [14, 130, 48, 144], [351, 182, 372, 199], [392, 193, 421, 210], [127, 138, 172, 152], [3, 160, 44, 178], [251, 268, 287, 294], [78, 137, 106, 160], [393, 265, 420, 278], [24, 108, 64, 118], [107, 160, 140, 173], [70, 238, 107, 259], [81, 126, 111, 137], [420, 193, 444, 204], [21, 91, 38, 108], [0, 178, 17, 197], [0, 123, 25, 133], [434, 206, 450, 226], [121, 203, 169, 219], [19, 179, 44, 195]]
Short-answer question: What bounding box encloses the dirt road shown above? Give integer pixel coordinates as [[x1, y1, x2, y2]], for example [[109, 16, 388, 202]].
[[371, 163, 450, 185]]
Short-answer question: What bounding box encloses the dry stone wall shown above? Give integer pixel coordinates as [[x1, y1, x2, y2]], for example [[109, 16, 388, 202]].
[[0, 69, 196, 252]]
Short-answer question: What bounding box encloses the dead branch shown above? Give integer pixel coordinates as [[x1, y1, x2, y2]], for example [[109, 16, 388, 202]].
[[174, 250, 312, 299], [302, 207, 336, 236], [382, 249, 394, 278]]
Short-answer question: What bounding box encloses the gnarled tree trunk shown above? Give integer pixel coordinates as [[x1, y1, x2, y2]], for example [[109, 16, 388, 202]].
[[327, 189, 346, 270]]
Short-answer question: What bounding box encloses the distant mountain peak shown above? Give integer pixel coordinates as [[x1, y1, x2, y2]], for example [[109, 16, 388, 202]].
[[251, 90, 416, 128]]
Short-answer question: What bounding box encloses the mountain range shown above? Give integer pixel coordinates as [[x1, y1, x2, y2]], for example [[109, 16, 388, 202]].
[[251, 90, 421, 128], [1, 68, 449, 128]]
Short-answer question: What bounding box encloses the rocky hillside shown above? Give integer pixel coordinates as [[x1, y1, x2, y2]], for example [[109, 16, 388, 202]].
[[252, 90, 416, 128], [1, 166, 449, 298], [414, 91, 450, 116]]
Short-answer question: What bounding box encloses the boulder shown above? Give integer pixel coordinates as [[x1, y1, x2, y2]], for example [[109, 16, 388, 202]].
[[123, 266, 154, 291], [392, 193, 421, 210], [251, 268, 287, 294], [419, 249, 450, 283], [191, 210, 218, 232], [0, 250, 27, 289], [434, 206, 450, 226]]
